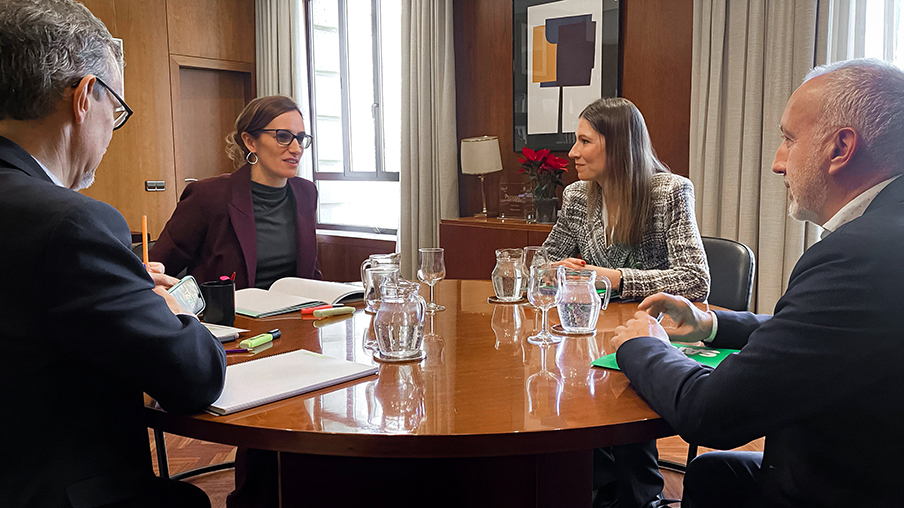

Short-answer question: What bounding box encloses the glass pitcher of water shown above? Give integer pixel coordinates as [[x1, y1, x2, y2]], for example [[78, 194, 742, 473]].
[[374, 280, 427, 361], [491, 248, 524, 301], [556, 269, 611, 334], [360, 252, 401, 287]]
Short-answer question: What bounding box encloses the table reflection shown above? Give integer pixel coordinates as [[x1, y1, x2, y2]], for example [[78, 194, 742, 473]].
[[526, 343, 564, 422], [491, 304, 527, 355], [368, 363, 426, 434]]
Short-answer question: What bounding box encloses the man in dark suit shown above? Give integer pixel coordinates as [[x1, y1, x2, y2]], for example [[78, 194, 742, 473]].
[[611, 58, 904, 508], [0, 1, 227, 507]]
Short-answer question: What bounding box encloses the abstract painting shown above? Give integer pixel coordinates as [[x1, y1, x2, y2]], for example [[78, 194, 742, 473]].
[[513, 0, 620, 151]]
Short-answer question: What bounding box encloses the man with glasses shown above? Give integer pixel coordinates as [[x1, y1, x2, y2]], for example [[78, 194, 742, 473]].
[[0, 2, 225, 507]]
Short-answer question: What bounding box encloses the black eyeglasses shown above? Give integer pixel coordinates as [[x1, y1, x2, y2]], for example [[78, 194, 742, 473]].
[[93, 76, 132, 130], [71, 75, 133, 130], [255, 129, 313, 149]]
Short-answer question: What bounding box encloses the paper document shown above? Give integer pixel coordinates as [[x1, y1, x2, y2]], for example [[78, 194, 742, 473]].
[[207, 349, 378, 415], [592, 344, 740, 371]]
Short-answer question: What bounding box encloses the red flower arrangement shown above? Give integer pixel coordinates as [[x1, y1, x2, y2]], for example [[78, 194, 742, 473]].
[[517, 147, 569, 199]]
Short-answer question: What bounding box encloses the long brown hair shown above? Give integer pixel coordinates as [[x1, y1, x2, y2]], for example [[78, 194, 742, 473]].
[[579, 98, 668, 245], [225, 95, 302, 167]]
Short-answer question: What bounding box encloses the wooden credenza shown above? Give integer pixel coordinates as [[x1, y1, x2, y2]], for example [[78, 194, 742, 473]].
[[439, 217, 553, 280]]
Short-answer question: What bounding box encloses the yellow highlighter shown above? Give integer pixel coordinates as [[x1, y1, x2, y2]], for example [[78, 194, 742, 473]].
[[312, 306, 355, 318], [239, 329, 280, 349]]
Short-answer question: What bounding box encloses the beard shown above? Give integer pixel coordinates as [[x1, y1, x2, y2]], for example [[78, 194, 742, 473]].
[[788, 150, 829, 224], [72, 168, 97, 191]]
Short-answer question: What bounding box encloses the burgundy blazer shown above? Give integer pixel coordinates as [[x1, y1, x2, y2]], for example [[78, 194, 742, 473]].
[[150, 164, 322, 289]]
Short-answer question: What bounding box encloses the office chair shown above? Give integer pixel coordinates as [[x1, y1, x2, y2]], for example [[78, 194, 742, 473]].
[[658, 236, 755, 474], [130, 241, 155, 259], [700, 236, 755, 312], [152, 429, 235, 481]]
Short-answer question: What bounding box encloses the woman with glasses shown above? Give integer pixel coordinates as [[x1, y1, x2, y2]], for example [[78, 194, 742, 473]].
[[151, 96, 319, 508], [151, 95, 321, 290]]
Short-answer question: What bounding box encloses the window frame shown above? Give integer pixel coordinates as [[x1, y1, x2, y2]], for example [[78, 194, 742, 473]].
[[305, 0, 397, 183], [304, 0, 399, 235]]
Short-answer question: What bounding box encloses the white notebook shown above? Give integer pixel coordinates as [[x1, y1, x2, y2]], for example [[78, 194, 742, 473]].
[[235, 278, 364, 318], [207, 349, 378, 415]]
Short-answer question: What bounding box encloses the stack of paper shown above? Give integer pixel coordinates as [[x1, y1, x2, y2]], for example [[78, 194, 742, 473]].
[[207, 349, 378, 415]]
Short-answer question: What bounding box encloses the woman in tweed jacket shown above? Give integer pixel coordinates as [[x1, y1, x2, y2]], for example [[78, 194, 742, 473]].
[[543, 98, 710, 301], [544, 98, 709, 508]]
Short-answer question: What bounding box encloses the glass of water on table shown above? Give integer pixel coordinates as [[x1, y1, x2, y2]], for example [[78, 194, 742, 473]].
[[527, 264, 563, 345]]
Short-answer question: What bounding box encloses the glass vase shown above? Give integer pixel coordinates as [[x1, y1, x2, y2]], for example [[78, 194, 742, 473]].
[[535, 197, 558, 224]]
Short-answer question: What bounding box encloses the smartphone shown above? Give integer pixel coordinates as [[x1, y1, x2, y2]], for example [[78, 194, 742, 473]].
[[167, 275, 206, 315]]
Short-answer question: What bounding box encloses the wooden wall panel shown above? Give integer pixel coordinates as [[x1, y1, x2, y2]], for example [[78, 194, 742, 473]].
[[453, 0, 693, 216], [621, 0, 693, 177], [317, 235, 397, 283], [167, 0, 256, 63], [80, 0, 178, 239]]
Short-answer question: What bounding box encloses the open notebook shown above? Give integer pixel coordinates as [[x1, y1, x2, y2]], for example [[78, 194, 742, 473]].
[[235, 277, 364, 318], [207, 349, 378, 415]]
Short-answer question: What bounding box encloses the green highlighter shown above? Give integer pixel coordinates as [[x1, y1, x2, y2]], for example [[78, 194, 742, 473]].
[[239, 329, 281, 349]]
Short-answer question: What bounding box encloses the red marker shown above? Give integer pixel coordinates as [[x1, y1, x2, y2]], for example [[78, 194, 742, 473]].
[[300, 304, 334, 315]]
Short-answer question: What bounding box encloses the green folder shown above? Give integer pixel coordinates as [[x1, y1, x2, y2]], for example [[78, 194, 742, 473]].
[[592, 344, 740, 370]]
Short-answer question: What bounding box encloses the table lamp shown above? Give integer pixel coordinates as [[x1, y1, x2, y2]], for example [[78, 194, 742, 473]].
[[460, 136, 503, 217]]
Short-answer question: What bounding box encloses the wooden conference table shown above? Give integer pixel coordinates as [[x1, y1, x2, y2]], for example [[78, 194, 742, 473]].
[[144, 280, 677, 507]]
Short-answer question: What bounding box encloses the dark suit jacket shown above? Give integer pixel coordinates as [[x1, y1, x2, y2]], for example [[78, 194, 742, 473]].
[[617, 176, 904, 507], [0, 136, 227, 508], [150, 165, 321, 289]]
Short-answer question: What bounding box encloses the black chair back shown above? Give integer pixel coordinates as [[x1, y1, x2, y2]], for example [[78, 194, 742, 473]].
[[701, 236, 755, 311]]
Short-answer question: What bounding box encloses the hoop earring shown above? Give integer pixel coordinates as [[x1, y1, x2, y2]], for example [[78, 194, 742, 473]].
[[245, 152, 259, 165]]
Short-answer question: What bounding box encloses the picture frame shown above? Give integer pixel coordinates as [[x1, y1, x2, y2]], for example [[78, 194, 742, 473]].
[[513, 0, 621, 152]]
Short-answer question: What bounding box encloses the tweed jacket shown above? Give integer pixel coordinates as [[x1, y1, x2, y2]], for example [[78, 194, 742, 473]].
[[543, 173, 709, 300]]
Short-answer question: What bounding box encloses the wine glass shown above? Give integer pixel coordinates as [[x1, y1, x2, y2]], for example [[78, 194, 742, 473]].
[[521, 246, 550, 299], [527, 264, 562, 345], [417, 247, 446, 312]]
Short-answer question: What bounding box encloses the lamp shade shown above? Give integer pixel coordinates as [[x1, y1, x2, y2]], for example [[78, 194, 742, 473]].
[[460, 136, 503, 175]]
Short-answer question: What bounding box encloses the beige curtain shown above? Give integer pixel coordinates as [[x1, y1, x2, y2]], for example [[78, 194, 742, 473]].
[[399, 0, 459, 279], [690, 0, 820, 313], [256, 0, 313, 178]]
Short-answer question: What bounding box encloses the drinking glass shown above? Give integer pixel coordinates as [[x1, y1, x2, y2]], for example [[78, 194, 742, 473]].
[[527, 264, 563, 345], [417, 247, 446, 312]]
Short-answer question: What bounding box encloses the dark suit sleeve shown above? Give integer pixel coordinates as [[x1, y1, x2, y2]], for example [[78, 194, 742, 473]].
[[43, 199, 226, 414], [617, 225, 904, 449], [708, 310, 771, 350], [150, 182, 209, 278]]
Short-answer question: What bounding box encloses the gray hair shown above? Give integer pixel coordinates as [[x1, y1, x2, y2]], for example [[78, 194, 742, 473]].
[[804, 58, 904, 174], [0, 0, 123, 121]]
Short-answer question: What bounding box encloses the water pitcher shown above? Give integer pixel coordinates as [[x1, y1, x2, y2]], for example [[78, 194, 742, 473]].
[[374, 280, 427, 360], [491, 248, 524, 301], [360, 252, 401, 287], [556, 269, 611, 334]]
